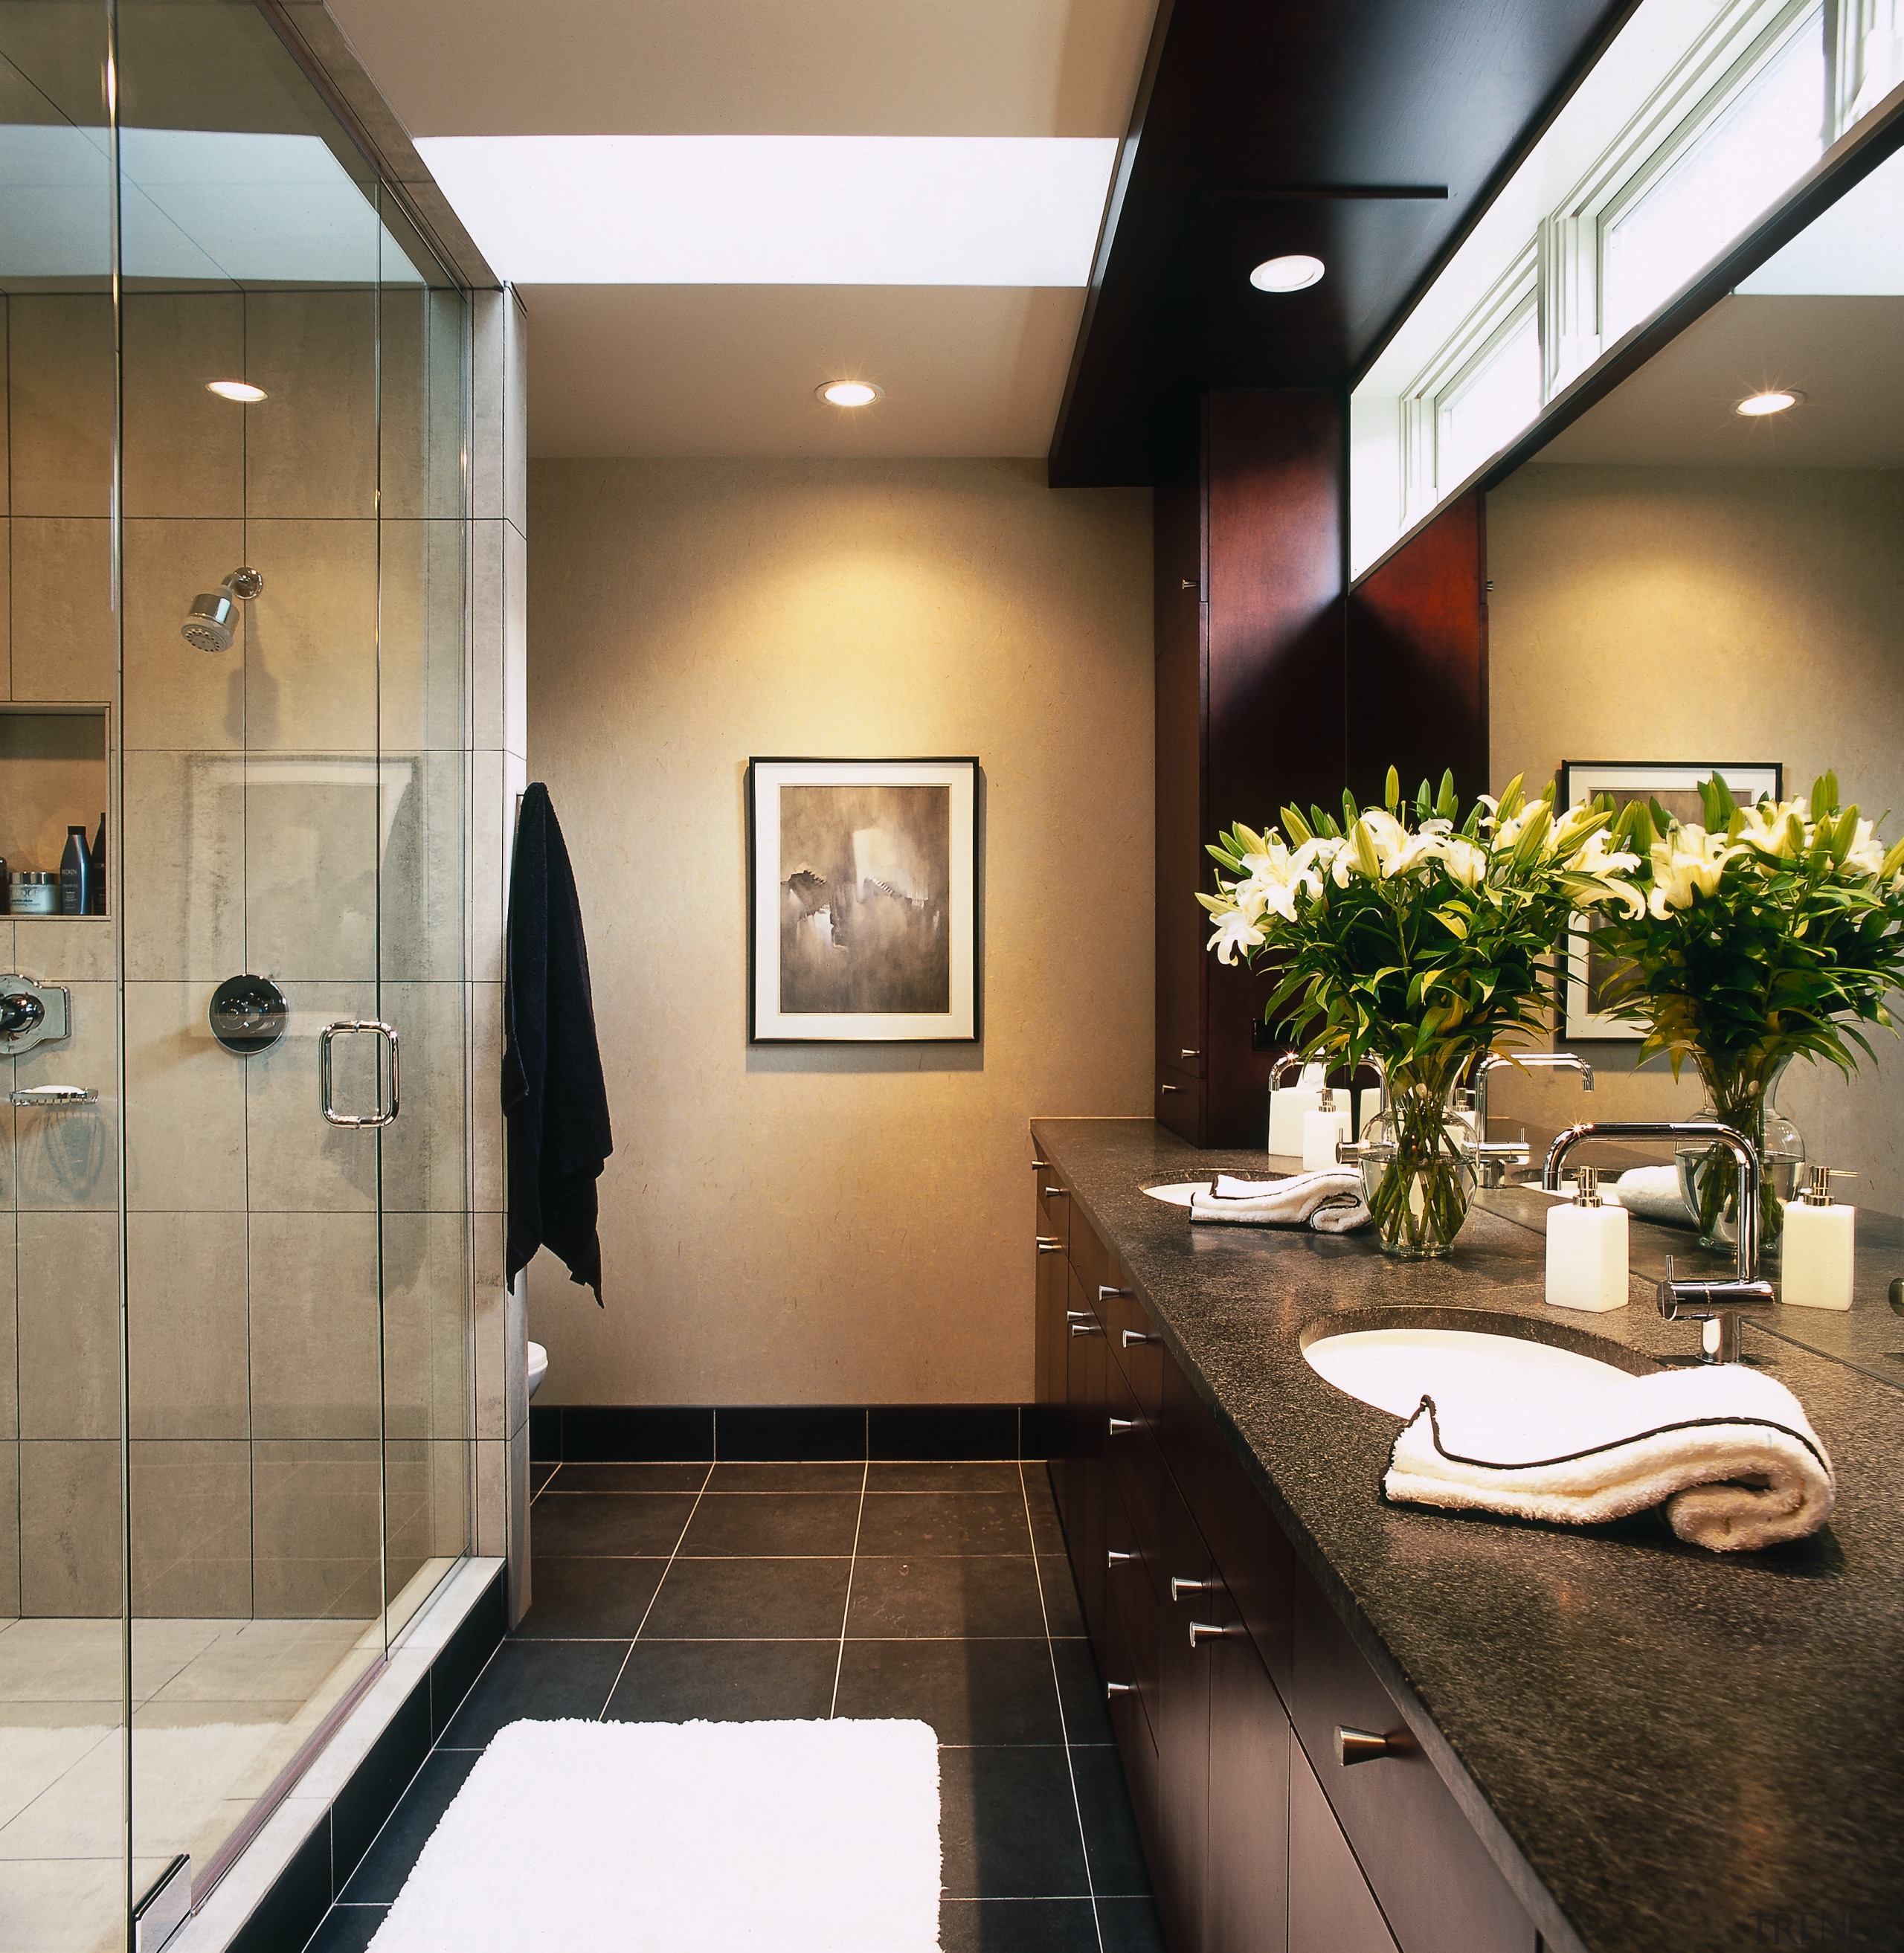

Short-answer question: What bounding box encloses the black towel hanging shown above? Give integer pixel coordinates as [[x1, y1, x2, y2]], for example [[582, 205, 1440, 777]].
[[504, 783, 613, 1304]]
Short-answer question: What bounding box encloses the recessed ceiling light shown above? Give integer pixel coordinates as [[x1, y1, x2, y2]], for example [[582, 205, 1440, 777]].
[[818, 381, 881, 408], [1734, 388, 1804, 416], [1250, 254, 1325, 293], [206, 379, 267, 402]]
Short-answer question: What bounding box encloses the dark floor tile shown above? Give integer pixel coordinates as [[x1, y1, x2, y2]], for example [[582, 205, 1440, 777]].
[[439, 1638, 629, 1746], [870, 1404, 1020, 1461], [528, 1491, 698, 1557], [855, 1493, 1032, 1555], [1072, 1743, 1151, 1896], [1050, 1637, 1113, 1746], [833, 1638, 1062, 1745], [938, 1898, 1099, 1952], [1024, 1475, 1066, 1552], [939, 1746, 1092, 1899], [549, 1463, 710, 1493], [530, 1461, 558, 1496], [1038, 1557, 1086, 1637], [1096, 1896, 1168, 1951], [640, 1555, 852, 1639], [867, 1461, 1023, 1493], [707, 1461, 864, 1492], [846, 1557, 1048, 1638], [513, 1557, 669, 1640], [676, 1492, 862, 1557], [603, 1638, 839, 1722], [715, 1405, 866, 1461], [338, 1749, 477, 1902], [306, 1904, 387, 1953]]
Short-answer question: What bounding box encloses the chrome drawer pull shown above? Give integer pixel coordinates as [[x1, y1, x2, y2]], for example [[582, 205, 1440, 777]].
[[1037, 1238, 1064, 1253], [1170, 1575, 1217, 1602], [1188, 1621, 1241, 1649], [1180, 1048, 1200, 1060], [1106, 1682, 1136, 1697], [1122, 1329, 1158, 1348], [1044, 1186, 1069, 1197], [1070, 1321, 1104, 1338], [1107, 1417, 1136, 1435], [1098, 1285, 1130, 1303], [1032, 1159, 1049, 1170], [1336, 1726, 1401, 1766], [1107, 1550, 1135, 1568], [1160, 1084, 1183, 1094], [1066, 1310, 1090, 1322]]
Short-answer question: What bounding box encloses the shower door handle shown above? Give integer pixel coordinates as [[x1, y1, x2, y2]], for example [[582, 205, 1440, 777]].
[[320, 1020, 400, 1127]]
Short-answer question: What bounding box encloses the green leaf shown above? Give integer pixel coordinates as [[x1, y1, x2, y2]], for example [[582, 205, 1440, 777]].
[[1650, 797, 1673, 837]]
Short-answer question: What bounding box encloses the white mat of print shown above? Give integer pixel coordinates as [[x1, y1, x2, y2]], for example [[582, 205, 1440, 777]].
[[370, 1717, 942, 1953]]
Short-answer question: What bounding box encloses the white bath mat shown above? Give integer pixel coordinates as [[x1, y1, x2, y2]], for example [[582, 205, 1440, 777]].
[[369, 1718, 942, 1953]]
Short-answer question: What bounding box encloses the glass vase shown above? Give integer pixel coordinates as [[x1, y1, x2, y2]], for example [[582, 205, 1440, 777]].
[[1675, 1052, 1807, 1261], [1357, 1055, 1479, 1259]]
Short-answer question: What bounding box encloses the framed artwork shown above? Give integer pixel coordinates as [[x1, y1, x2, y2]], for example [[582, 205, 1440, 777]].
[[747, 757, 979, 1043], [1558, 760, 1783, 1039]]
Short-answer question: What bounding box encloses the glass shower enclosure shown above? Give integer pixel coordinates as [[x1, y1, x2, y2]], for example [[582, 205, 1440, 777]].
[[1, 3, 475, 1947]]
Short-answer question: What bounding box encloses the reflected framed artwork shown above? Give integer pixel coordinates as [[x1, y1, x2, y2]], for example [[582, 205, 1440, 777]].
[[747, 757, 979, 1042], [1558, 759, 1782, 1039]]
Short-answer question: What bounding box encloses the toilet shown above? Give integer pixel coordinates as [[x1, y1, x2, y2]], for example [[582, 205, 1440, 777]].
[[527, 1341, 549, 1398]]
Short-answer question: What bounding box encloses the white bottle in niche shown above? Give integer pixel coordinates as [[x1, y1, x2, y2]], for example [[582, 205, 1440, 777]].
[[1781, 1166, 1856, 1310], [1268, 1062, 1325, 1157], [1301, 1086, 1351, 1172], [1545, 1166, 1629, 1312]]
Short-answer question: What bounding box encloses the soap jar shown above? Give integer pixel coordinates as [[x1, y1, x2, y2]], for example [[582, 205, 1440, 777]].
[[1545, 1166, 1629, 1312], [1301, 1085, 1351, 1172], [1267, 1058, 1324, 1158], [1780, 1166, 1856, 1310]]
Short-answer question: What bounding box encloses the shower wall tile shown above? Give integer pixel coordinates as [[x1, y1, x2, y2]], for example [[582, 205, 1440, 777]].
[[0, 300, 10, 515], [380, 747, 466, 982], [474, 1436, 506, 1558], [382, 289, 466, 524], [387, 1438, 468, 1583], [13, 980, 117, 1210], [382, 1211, 469, 1444], [7, 295, 115, 517], [0, 1442, 18, 1617], [504, 518, 527, 763], [245, 754, 379, 982], [121, 293, 246, 518], [506, 1267, 528, 1442], [127, 1211, 250, 1441], [0, 1213, 16, 1441], [472, 1249, 506, 1443], [380, 519, 466, 752], [471, 518, 506, 750], [243, 290, 378, 520], [251, 1439, 382, 1620], [1, 521, 12, 695], [11, 918, 115, 985], [122, 518, 247, 750], [470, 291, 508, 525], [506, 291, 528, 539], [123, 980, 246, 1212], [380, 980, 467, 1213], [470, 979, 504, 1214], [120, 750, 244, 981], [16, 1210, 118, 1439], [129, 1440, 251, 1617], [20, 1438, 123, 1616], [8, 518, 112, 701], [243, 982, 379, 1213], [239, 518, 378, 753], [248, 1210, 380, 1441], [471, 748, 508, 987]]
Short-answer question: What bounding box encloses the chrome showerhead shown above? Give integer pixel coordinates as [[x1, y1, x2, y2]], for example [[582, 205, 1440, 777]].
[[181, 567, 263, 652]]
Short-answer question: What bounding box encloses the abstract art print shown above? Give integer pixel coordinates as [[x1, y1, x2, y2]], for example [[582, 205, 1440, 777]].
[[748, 759, 978, 1041], [1558, 759, 1782, 1038]]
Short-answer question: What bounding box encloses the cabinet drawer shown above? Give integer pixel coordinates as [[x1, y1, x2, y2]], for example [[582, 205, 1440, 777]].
[[1289, 1570, 1536, 1953], [1105, 1363, 1168, 1580], [1288, 1739, 1399, 1953], [1069, 1203, 1111, 1293], [1102, 1581, 1162, 1859], [1036, 1159, 1071, 1248], [1105, 1479, 1160, 1749], [1101, 1281, 1165, 1420]]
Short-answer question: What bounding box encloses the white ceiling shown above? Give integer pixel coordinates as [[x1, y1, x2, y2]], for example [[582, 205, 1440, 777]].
[[325, 0, 1157, 457], [1537, 294, 1904, 467]]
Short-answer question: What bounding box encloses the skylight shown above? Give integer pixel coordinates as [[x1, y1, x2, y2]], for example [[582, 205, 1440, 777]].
[[414, 135, 1121, 285]]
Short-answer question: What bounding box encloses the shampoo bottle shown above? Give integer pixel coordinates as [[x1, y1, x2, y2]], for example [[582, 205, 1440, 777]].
[[88, 813, 106, 913], [1301, 1085, 1351, 1172], [1545, 1166, 1629, 1312], [1781, 1166, 1855, 1310], [60, 824, 93, 918]]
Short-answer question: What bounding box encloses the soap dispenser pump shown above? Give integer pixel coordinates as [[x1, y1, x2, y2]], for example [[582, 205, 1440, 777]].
[[1545, 1166, 1629, 1313], [1301, 1084, 1351, 1172], [1781, 1166, 1856, 1311]]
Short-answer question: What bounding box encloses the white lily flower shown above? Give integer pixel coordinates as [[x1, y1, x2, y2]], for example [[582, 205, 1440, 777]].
[[1442, 837, 1487, 887], [1647, 825, 1734, 915], [1846, 818, 1885, 876], [1567, 830, 1641, 879], [1206, 908, 1267, 965]]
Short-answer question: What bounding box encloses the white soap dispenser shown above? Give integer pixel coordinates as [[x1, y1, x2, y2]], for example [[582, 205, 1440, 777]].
[[1301, 1084, 1351, 1172], [1544, 1166, 1629, 1313], [1268, 1061, 1325, 1157], [1781, 1166, 1856, 1310]]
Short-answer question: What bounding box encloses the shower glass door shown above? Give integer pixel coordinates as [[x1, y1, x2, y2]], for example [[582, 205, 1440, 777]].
[[1, 2, 473, 1946]]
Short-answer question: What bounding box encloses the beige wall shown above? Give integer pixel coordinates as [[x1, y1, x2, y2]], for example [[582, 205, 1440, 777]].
[[1486, 463, 1904, 1210], [525, 457, 1154, 1406]]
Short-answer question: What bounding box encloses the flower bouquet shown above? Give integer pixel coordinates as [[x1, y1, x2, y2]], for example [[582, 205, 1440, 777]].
[[1582, 773, 1904, 1256], [1200, 770, 1643, 1257]]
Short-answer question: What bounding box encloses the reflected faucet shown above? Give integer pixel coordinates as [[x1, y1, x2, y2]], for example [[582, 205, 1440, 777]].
[[1544, 1122, 1775, 1362], [1471, 1052, 1595, 1187]]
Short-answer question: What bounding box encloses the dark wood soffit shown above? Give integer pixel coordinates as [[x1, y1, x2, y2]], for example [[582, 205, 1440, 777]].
[[1049, 0, 1638, 488]]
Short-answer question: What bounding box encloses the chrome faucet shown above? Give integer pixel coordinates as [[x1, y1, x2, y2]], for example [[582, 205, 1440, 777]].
[[1470, 1052, 1595, 1187], [1544, 1122, 1776, 1362]]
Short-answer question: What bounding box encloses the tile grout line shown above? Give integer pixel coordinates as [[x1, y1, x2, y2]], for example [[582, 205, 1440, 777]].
[[827, 1446, 870, 1719], [1017, 1458, 1107, 1953], [594, 1459, 715, 1720]]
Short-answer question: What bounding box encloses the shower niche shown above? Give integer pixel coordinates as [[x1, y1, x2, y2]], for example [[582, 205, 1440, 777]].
[[0, 704, 110, 918]]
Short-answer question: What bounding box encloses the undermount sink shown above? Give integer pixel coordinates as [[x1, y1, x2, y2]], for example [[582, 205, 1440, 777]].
[[1302, 1309, 1656, 1420]]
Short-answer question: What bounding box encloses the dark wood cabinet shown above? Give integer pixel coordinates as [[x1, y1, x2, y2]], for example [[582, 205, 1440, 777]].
[[1033, 1142, 1537, 1953]]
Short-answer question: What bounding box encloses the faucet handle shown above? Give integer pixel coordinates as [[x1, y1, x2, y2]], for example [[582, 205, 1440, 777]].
[[1656, 1255, 1777, 1362]]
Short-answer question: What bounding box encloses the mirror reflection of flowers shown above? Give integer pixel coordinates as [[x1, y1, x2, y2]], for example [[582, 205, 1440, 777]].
[[1200, 770, 1644, 1257], [1583, 773, 1904, 1255]]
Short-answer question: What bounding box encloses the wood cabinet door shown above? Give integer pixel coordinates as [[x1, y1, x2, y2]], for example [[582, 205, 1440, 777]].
[[1287, 1741, 1398, 1953], [1206, 1629, 1290, 1953], [1063, 1264, 1108, 1641], [1155, 1474, 1214, 1953], [1035, 1232, 1068, 1407]]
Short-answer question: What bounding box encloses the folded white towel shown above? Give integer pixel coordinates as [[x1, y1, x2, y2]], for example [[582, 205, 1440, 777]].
[[1612, 1164, 1696, 1228], [1384, 1363, 1835, 1552], [1189, 1169, 1371, 1234]]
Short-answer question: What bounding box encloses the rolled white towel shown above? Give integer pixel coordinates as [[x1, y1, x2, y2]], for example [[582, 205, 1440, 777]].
[[1612, 1163, 1696, 1227], [1383, 1363, 1835, 1552], [1189, 1168, 1371, 1234]]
